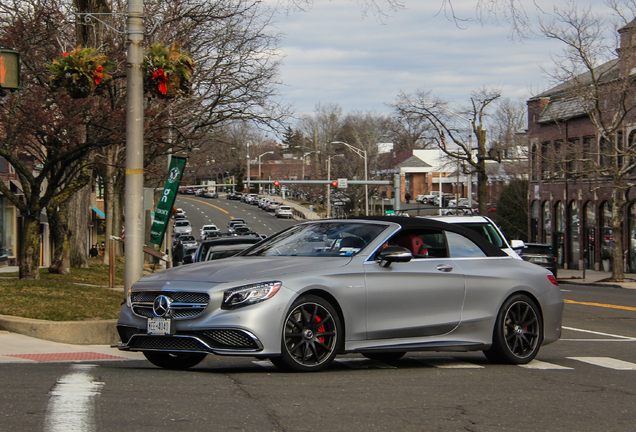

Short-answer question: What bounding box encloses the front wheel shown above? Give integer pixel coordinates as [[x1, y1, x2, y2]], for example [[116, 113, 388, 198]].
[[272, 295, 342, 372], [484, 294, 543, 364], [143, 351, 207, 370]]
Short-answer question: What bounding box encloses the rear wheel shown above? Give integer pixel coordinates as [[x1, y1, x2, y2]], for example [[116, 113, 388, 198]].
[[273, 295, 341, 372], [484, 294, 543, 364], [143, 351, 207, 370]]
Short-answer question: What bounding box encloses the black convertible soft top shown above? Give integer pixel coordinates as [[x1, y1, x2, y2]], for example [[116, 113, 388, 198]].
[[352, 216, 509, 258]]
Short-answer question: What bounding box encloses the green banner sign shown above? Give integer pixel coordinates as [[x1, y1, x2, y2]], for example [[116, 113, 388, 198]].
[[150, 156, 187, 245]]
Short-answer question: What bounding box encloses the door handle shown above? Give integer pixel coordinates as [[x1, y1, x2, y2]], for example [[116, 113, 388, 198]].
[[436, 264, 453, 272]]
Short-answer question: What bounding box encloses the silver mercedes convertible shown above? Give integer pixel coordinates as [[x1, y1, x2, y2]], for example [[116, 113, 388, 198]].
[[117, 217, 563, 372]]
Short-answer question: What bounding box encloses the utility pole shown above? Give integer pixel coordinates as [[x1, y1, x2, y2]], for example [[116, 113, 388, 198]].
[[124, 0, 145, 292]]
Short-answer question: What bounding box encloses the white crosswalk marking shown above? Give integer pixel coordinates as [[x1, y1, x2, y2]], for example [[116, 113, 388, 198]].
[[567, 357, 636, 370], [519, 360, 573, 370]]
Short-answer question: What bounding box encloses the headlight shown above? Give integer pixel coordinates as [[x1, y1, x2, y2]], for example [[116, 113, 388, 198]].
[[222, 281, 282, 309]]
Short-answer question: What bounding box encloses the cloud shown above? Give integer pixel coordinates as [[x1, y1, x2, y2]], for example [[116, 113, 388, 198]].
[[268, 0, 606, 117]]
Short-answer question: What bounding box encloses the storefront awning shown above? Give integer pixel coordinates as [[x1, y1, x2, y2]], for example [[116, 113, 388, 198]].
[[91, 206, 105, 219]]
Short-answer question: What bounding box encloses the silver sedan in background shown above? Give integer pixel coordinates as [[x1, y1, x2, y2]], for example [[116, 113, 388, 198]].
[[117, 217, 563, 372]]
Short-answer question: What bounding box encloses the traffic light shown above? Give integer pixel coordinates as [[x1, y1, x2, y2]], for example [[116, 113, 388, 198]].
[[331, 180, 338, 187], [0, 48, 20, 91], [273, 180, 280, 186]]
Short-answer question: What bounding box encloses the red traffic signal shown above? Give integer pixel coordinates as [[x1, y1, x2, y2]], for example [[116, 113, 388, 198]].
[[273, 181, 280, 186], [331, 180, 338, 187]]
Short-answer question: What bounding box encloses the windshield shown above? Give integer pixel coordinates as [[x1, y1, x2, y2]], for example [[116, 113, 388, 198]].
[[242, 222, 387, 257]]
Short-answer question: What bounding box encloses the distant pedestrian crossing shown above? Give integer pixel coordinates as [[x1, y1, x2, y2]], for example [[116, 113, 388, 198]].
[[253, 356, 636, 371]]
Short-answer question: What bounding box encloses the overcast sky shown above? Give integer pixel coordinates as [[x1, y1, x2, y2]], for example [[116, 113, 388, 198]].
[[267, 0, 609, 119]]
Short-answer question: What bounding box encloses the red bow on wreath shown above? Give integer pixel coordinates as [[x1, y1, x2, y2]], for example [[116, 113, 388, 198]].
[[152, 69, 169, 95], [93, 64, 104, 85]]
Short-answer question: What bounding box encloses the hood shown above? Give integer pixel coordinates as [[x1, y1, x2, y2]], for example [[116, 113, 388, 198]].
[[136, 256, 352, 285]]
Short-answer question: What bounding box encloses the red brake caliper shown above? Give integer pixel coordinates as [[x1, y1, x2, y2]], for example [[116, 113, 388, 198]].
[[315, 316, 325, 343]]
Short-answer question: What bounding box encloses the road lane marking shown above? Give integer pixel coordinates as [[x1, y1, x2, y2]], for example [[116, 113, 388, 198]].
[[179, 197, 229, 214], [519, 360, 572, 370], [564, 299, 636, 312], [568, 357, 636, 370], [44, 364, 104, 432], [562, 326, 636, 340]]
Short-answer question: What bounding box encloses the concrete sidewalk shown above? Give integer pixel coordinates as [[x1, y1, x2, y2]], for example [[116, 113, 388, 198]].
[[0, 331, 144, 363], [556, 268, 636, 289]]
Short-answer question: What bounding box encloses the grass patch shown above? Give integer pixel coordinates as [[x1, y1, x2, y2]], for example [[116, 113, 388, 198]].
[[0, 257, 128, 321]]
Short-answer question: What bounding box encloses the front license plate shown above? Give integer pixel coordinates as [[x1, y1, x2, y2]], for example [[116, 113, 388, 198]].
[[147, 317, 172, 335]]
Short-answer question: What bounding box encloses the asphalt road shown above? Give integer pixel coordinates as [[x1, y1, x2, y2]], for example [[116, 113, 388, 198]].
[[174, 195, 298, 239], [1, 282, 635, 432]]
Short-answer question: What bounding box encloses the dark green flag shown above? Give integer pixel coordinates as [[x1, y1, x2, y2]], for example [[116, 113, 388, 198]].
[[150, 156, 187, 245]]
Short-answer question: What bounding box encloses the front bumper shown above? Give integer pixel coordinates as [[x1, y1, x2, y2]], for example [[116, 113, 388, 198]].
[[117, 325, 264, 355]]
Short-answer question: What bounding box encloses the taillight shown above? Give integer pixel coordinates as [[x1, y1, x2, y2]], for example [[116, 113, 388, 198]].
[[547, 275, 558, 285]]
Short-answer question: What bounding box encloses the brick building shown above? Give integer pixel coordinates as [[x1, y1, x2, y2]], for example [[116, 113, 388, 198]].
[[527, 19, 636, 272]]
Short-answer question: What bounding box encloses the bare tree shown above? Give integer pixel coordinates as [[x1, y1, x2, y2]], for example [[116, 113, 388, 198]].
[[535, 2, 636, 281], [392, 87, 502, 215]]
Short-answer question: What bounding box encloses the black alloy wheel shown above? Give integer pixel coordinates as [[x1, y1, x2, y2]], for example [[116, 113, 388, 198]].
[[484, 294, 543, 364], [143, 351, 207, 370], [271, 295, 341, 372]]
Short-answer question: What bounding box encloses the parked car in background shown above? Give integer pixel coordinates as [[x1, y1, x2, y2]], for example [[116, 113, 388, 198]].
[[177, 235, 197, 248], [519, 243, 557, 277], [200, 224, 220, 238], [203, 191, 218, 198], [191, 236, 263, 263], [203, 242, 256, 261], [424, 214, 524, 259], [181, 247, 198, 264], [266, 201, 280, 212], [173, 220, 192, 235], [275, 205, 293, 219], [118, 217, 563, 372]]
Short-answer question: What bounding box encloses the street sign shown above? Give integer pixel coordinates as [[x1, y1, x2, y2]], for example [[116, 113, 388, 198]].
[[337, 178, 348, 188], [385, 210, 395, 215]]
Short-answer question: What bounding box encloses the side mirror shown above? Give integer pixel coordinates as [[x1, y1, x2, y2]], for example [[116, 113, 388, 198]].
[[510, 239, 525, 252], [378, 246, 412, 268]]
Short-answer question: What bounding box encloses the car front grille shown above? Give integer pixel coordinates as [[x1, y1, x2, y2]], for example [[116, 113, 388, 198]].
[[130, 335, 209, 351], [124, 330, 262, 353], [199, 330, 259, 349], [131, 291, 209, 320]]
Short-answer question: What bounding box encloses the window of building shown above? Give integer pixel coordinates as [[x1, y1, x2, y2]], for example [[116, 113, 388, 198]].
[[584, 201, 596, 270], [583, 136, 595, 173], [599, 137, 611, 170], [569, 200, 580, 269], [567, 138, 578, 173], [541, 141, 551, 181], [543, 201, 552, 245], [531, 144, 538, 181]]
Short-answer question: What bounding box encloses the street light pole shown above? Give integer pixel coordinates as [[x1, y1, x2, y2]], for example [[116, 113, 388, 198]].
[[258, 151, 274, 193], [330, 141, 368, 216], [247, 142, 250, 194], [327, 154, 344, 218], [124, 0, 145, 292]]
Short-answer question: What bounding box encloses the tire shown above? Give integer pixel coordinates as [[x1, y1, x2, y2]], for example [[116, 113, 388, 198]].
[[273, 295, 342, 372], [362, 352, 406, 362], [143, 351, 207, 370], [484, 294, 543, 365]]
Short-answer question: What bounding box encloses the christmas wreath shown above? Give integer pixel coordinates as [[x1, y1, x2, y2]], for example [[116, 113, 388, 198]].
[[144, 42, 194, 98], [48, 47, 114, 98]]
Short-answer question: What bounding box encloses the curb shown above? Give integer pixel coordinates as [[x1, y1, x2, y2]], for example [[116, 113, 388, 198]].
[[557, 278, 625, 289], [0, 314, 119, 345]]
